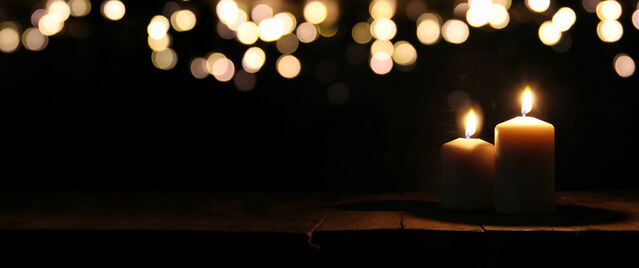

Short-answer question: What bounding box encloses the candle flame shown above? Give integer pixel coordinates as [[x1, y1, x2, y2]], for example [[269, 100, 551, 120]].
[[465, 109, 477, 138], [521, 87, 533, 116]]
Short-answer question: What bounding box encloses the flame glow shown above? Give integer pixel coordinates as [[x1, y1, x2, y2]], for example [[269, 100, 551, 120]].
[[521, 87, 533, 116], [465, 109, 477, 139]]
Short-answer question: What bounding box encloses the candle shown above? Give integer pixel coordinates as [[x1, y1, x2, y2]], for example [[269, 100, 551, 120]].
[[440, 109, 495, 211], [495, 87, 555, 214]]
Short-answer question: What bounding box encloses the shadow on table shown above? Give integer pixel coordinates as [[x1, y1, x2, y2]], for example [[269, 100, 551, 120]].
[[335, 200, 631, 227]]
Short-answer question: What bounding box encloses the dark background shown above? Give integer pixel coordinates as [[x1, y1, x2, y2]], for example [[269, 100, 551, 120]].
[[0, 0, 637, 192]]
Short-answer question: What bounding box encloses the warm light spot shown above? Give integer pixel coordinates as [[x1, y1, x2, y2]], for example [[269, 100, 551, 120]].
[[405, 1, 427, 22], [0, 23, 20, 53], [31, 9, 49, 27], [493, 0, 512, 9], [234, 70, 257, 92], [47, 0, 71, 22], [552, 7, 576, 32], [236, 21, 259, 45], [597, 20, 623, 42], [582, 0, 599, 13], [22, 27, 48, 51], [369, 0, 395, 19], [416, 14, 440, 45], [442, 19, 469, 44], [226, 9, 247, 31], [148, 15, 170, 40], [296, 22, 318, 43], [101, 0, 126, 21], [274, 12, 297, 34], [392, 41, 417, 66], [151, 48, 178, 70], [217, 22, 235, 39], [258, 17, 284, 42], [190, 57, 209, 79], [304, 1, 328, 24], [596, 0, 622, 21], [369, 52, 393, 75], [352, 22, 372, 44], [38, 14, 65, 36], [242, 46, 266, 73], [633, 10, 639, 30], [171, 9, 196, 32], [465, 109, 477, 138], [69, 0, 91, 17], [526, 0, 550, 13], [318, 25, 338, 37], [206, 52, 227, 74], [212, 58, 235, 82], [370, 18, 396, 40], [276, 33, 299, 54], [466, 0, 492, 28], [216, 0, 240, 25], [147, 33, 171, 51], [489, 4, 510, 29], [521, 87, 533, 116], [251, 4, 273, 24], [538, 21, 561, 46], [614, 53, 635, 78], [277, 54, 301, 79], [371, 39, 394, 55]]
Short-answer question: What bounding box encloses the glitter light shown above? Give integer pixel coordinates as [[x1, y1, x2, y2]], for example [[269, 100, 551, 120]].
[[552, 7, 576, 32], [258, 17, 284, 42], [147, 15, 170, 40], [442, 19, 469, 44], [304, 1, 328, 24], [466, 0, 492, 28], [370, 18, 397, 40], [613, 53, 635, 78], [538, 21, 562, 46], [276, 54, 301, 79], [101, 0, 126, 21]]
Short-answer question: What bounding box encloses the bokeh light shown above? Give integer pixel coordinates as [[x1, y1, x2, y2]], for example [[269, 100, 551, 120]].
[[318, 24, 338, 37], [206, 52, 227, 74], [148, 15, 170, 40], [242, 46, 266, 73], [392, 41, 417, 66], [226, 9, 247, 31], [0, 22, 20, 53], [237, 21, 259, 45], [416, 13, 440, 45], [69, 0, 91, 17], [597, 19, 623, 42], [274, 12, 297, 34], [304, 1, 328, 24], [216, 0, 240, 25], [613, 53, 635, 78], [442, 19, 469, 44], [371, 39, 393, 56], [148, 33, 171, 51], [276, 33, 299, 54], [489, 4, 510, 29], [38, 14, 64, 36], [47, 0, 71, 22], [234, 70, 256, 92], [352, 22, 372, 44], [466, 0, 492, 28], [251, 4, 273, 24], [151, 48, 178, 70], [369, 52, 393, 75], [493, 0, 512, 9], [582, 0, 600, 13], [633, 10, 639, 30], [258, 17, 284, 42], [212, 58, 235, 82], [526, 0, 550, 13], [369, 0, 395, 20], [276, 54, 301, 78], [31, 9, 48, 27], [552, 7, 576, 32], [596, 0, 622, 21], [190, 57, 209, 79], [405, 0, 427, 22], [22, 27, 48, 51], [101, 0, 126, 21], [538, 21, 561, 46], [371, 18, 396, 40], [171, 9, 196, 32], [296, 22, 318, 43]]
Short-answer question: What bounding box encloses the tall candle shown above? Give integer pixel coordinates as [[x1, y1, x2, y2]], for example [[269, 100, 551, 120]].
[[495, 88, 555, 214], [440, 109, 495, 211]]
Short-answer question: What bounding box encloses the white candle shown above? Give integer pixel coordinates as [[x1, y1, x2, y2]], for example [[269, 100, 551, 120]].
[[440, 109, 495, 211], [495, 87, 555, 214]]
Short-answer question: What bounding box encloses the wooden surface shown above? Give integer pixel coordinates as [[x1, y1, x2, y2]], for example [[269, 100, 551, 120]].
[[1, 190, 638, 234]]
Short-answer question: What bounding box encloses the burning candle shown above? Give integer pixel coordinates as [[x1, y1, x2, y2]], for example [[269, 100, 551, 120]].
[[440, 109, 495, 211], [495, 87, 555, 214]]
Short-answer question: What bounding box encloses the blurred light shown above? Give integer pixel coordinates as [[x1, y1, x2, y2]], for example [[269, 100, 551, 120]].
[[69, 0, 91, 17], [304, 1, 328, 24], [614, 53, 635, 78], [217, 22, 235, 39], [538, 21, 561, 45], [276, 33, 299, 54], [38, 14, 65, 36], [369, 52, 393, 75], [216, 0, 240, 25], [148, 33, 171, 51], [318, 25, 338, 37], [274, 12, 297, 34], [596, 1, 622, 21], [276, 54, 301, 78], [31, 9, 48, 27], [392, 41, 417, 66], [370, 18, 396, 40], [206, 52, 226, 74], [369, 0, 395, 19], [242, 46, 266, 73], [171, 9, 196, 32], [148, 15, 170, 40], [489, 4, 510, 29], [466, 0, 492, 28], [442, 19, 469, 44], [416, 13, 440, 45], [551, 31, 572, 53], [526, 0, 550, 13], [190, 57, 209, 79], [597, 19, 623, 42], [582, 0, 600, 13], [212, 58, 235, 82], [251, 4, 273, 24], [296, 22, 318, 43], [258, 17, 284, 42], [234, 70, 256, 92], [633, 10, 639, 30], [101, 0, 126, 21], [326, 83, 350, 106], [454, 3, 470, 18], [47, 0, 71, 22], [151, 48, 177, 70], [226, 9, 247, 31], [552, 7, 576, 32], [237, 21, 259, 44], [493, 0, 512, 9], [314, 60, 338, 83], [0, 23, 20, 53], [352, 22, 372, 44], [22, 27, 48, 51], [405, 1, 427, 21], [371, 39, 393, 55], [321, 0, 340, 26], [163, 2, 180, 18]]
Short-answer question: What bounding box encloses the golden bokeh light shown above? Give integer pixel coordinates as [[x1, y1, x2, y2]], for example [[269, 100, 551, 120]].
[[442, 19, 469, 44], [148, 33, 171, 51], [392, 41, 417, 66], [274, 12, 297, 34], [216, 0, 240, 25], [69, 0, 91, 17], [22, 27, 48, 51], [352, 22, 372, 44], [597, 19, 623, 43], [493, 0, 512, 9], [596, 0, 622, 21], [613, 53, 635, 78], [171, 9, 197, 32], [318, 24, 338, 37], [226, 9, 247, 31], [151, 48, 178, 70], [276, 54, 301, 79], [304, 1, 328, 24], [296, 22, 318, 43], [633, 10, 639, 30], [371, 39, 393, 56], [101, 0, 126, 21], [147, 15, 170, 40], [31, 9, 48, 27], [489, 4, 510, 29], [234, 70, 257, 92], [38, 14, 64, 36], [217, 22, 235, 39], [538, 21, 561, 46], [251, 4, 273, 24], [190, 57, 209, 79], [206, 52, 227, 74], [417, 13, 440, 45], [371, 18, 396, 40], [258, 17, 284, 42], [212, 58, 235, 82], [369, 0, 395, 20], [0, 23, 20, 53], [552, 7, 576, 32], [242, 46, 266, 73], [369, 52, 393, 75], [526, 0, 550, 13], [47, 0, 71, 22], [237, 21, 259, 45], [276, 33, 299, 54], [466, 0, 492, 28]]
